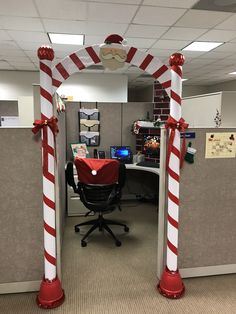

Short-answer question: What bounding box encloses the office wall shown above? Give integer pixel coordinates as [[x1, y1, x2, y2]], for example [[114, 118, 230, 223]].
[[179, 128, 236, 273], [0, 71, 39, 100], [58, 73, 128, 102], [0, 100, 18, 116], [0, 128, 43, 285], [65, 101, 153, 160]]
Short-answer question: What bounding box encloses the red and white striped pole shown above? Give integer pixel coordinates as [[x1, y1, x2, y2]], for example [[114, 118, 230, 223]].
[[35, 46, 64, 308], [158, 53, 186, 299]]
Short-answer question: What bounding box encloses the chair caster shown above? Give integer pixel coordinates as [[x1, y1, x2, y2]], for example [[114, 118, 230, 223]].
[[115, 241, 122, 247], [75, 226, 80, 233], [124, 226, 129, 232], [81, 240, 87, 247]]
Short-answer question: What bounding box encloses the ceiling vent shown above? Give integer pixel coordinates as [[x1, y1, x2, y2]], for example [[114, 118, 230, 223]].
[[192, 0, 236, 13]]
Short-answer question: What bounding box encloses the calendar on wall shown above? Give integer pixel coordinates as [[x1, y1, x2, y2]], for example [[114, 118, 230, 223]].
[[205, 132, 236, 159]]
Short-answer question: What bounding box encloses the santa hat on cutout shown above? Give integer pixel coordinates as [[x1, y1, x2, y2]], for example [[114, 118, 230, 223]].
[[100, 34, 126, 48]]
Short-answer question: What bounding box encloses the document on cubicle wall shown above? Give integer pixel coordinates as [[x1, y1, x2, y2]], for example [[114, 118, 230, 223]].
[[205, 132, 236, 158]]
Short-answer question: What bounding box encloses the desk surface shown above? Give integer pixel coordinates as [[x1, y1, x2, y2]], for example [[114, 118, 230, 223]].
[[125, 163, 160, 175]]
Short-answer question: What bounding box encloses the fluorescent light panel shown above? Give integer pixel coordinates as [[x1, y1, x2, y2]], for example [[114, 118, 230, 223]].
[[182, 78, 188, 82], [48, 33, 84, 45], [182, 41, 223, 52], [229, 71, 236, 75]]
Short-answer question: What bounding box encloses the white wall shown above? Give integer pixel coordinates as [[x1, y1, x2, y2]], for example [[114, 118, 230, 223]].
[[18, 96, 34, 126], [57, 73, 128, 102], [0, 71, 128, 103], [0, 71, 39, 100]]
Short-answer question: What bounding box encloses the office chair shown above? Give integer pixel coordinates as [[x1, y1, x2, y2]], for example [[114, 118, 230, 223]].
[[66, 158, 129, 247]]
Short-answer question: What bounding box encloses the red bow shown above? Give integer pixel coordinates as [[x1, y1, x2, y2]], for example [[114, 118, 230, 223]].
[[32, 116, 59, 136], [165, 116, 189, 169], [32, 116, 59, 176]]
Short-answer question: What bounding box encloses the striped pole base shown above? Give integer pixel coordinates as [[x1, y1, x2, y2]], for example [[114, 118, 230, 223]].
[[158, 267, 185, 299], [37, 276, 65, 309]]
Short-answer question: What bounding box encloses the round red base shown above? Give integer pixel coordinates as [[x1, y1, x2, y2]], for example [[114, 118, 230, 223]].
[[36, 276, 65, 309], [157, 267, 185, 299]]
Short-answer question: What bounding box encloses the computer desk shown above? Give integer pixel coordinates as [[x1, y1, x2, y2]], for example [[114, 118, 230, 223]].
[[125, 163, 160, 175]]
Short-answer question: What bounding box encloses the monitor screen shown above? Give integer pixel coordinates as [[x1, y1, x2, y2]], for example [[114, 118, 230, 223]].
[[110, 146, 132, 161]]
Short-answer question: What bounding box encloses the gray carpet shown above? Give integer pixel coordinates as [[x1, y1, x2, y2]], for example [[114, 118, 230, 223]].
[[0, 202, 236, 314]]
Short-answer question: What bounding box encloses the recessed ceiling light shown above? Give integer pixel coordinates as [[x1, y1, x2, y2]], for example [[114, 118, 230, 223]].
[[182, 78, 188, 82], [229, 71, 236, 75], [48, 33, 84, 45], [182, 41, 223, 52]]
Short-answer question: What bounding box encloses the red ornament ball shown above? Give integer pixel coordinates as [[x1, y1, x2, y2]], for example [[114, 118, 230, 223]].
[[38, 46, 54, 61], [169, 53, 185, 66]]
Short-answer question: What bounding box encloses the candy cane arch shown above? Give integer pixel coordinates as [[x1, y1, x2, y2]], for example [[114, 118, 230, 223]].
[[34, 41, 186, 307], [35, 46, 64, 309], [158, 54, 186, 298]]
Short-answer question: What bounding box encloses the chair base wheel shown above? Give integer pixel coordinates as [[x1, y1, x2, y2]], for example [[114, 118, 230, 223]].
[[81, 240, 87, 247], [116, 241, 122, 247], [124, 226, 129, 232], [75, 226, 80, 233]]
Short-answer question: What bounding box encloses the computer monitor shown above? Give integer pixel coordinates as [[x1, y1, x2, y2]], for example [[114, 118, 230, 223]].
[[110, 146, 132, 163]]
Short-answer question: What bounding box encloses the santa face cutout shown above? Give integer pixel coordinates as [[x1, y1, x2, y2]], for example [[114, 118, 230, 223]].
[[99, 47, 127, 71]]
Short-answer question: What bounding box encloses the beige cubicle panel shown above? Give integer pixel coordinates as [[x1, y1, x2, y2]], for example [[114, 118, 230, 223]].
[[178, 128, 236, 277], [0, 128, 43, 293]]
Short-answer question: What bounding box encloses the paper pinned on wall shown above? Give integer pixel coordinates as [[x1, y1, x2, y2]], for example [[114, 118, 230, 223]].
[[71, 143, 89, 159], [205, 132, 236, 159]]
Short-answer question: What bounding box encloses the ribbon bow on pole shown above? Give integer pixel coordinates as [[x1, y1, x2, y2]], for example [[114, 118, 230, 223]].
[[165, 116, 189, 169], [32, 116, 59, 136]]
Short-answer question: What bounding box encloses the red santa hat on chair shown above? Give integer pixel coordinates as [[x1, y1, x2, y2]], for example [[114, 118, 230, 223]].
[[100, 34, 126, 48]]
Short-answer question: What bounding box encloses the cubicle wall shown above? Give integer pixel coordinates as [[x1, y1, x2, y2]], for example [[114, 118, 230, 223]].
[[0, 128, 43, 293], [65, 101, 153, 160], [178, 128, 236, 277]]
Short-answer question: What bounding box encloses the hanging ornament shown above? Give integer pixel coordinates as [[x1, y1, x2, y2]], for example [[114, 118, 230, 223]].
[[184, 142, 197, 164]]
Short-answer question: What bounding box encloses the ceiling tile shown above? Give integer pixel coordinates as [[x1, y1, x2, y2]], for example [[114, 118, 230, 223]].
[[86, 0, 142, 3], [0, 61, 15, 70], [52, 43, 83, 53], [88, 3, 137, 23], [125, 37, 156, 48], [212, 42, 236, 52], [125, 25, 168, 38], [8, 30, 49, 43], [0, 0, 38, 17], [35, 0, 87, 20], [0, 41, 19, 50], [162, 27, 208, 40], [153, 39, 190, 50], [17, 42, 50, 51], [198, 29, 236, 42], [143, 0, 199, 8], [147, 48, 174, 58], [0, 49, 26, 57], [0, 17, 44, 32], [0, 30, 12, 40], [85, 35, 106, 45], [175, 9, 232, 28], [216, 14, 236, 30], [43, 19, 86, 34], [133, 6, 186, 26], [85, 22, 128, 36], [200, 51, 234, 59], [3, 56, 32, 62]]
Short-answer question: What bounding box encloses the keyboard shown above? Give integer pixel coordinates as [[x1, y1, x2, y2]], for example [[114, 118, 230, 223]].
[[136, 161, 159, 168]]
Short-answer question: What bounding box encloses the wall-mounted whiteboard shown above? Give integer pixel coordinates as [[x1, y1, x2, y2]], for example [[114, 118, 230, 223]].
[[182, 92, 222, 127]]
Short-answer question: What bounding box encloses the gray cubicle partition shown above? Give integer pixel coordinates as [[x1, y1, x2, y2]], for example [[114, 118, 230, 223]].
[[0, 128, 43, 293], [178, 128, 236, 277], [65, 101, 153, 160]]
